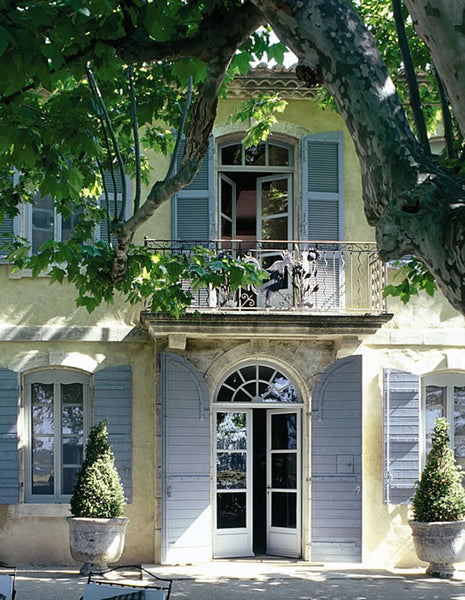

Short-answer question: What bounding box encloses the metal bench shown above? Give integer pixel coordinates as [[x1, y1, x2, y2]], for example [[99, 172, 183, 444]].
[[0, 565, 16, 600], [81, 566, 172, 600]]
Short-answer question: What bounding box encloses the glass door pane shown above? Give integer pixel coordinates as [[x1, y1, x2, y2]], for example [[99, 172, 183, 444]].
[[61, 382, 84, 495], [257, 175, 292, 308], [267, 410, 301, 557], [259, 177, 290, 242], [220, 174, 236, 248], [214, 410, 253, 558], [216, 412, 247, 529], [454, 386, 465, 472], [270, 412, 297, 529], [425, 385, 446, 456], [31, 382, 55, 495]]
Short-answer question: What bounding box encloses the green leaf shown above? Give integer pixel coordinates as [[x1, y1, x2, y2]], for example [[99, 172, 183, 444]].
[[383, 258, 437, 304], [171, 59, 206, 84], [0, 26, 13, 56], [232, 51, 252, 75], [49, 266, 66, 284], [267, 42, 287, 65]]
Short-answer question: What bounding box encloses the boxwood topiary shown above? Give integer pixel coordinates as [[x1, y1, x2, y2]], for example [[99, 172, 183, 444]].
[[70, 420, 126, 518], [412, 417, 465, 522]]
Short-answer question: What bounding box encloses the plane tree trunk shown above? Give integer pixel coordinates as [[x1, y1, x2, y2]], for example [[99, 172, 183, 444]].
[[255, 0, 465, 314], [403, 0, 465, 138]]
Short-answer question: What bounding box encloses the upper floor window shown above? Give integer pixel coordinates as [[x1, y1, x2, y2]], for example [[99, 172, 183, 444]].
[[422, 372, 465, 471], [24, 369, 90, 502], [5, 171, 129, 257], [216, 363, 300, 403], [218, 139, 294, 248], [28, 193, 80, 254]]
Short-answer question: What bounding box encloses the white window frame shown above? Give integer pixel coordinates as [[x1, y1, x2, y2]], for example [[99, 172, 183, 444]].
[[217, 137, 295, 241], [21, 195, 59, 252], [21, 194, 88, 254], [214, 361, 303, 407], [19, 173, 132, 253], [421, 371, 465, 468], [218, 139, 295, 170], [23, 369, 91, 503]]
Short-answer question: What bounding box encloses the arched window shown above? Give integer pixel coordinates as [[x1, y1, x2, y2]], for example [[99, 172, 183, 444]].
[[218, 139, 294, 246], [216, 364, 300, 403]]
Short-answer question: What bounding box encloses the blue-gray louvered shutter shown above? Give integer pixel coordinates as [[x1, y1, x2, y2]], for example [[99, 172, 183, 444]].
[[383, 369, 420, 504], [0, 368, 19, 503], [311, 355, 362, 562], [172, 138, 215, 306], [0, 169, 18, 261], [162, 352, 211, 564], [301, 132, 344, 309], [172, 138, 215, 242], [98, 171, 131, 245], [0, 215, 15, 261], [301, 131, 344, 241], [94, 366, 132, 502]]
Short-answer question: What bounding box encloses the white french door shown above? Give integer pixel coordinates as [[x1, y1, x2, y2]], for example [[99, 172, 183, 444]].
[[219, 173, 237, 246], [213, 408, 301, 559], [213, 409, 253, 558], [256, 175, 293, 307], [266, 410, 301, 558], [257, 174, 292, 243]]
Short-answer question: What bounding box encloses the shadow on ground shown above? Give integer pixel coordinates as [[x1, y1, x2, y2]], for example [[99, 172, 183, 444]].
[[14, 565, 465, 600]]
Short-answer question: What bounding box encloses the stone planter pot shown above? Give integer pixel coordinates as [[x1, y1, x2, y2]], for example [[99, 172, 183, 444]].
[[67, 516, 129, 576], [410, 520, 465, 578]]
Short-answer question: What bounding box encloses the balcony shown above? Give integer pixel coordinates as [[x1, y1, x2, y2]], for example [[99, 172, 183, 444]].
[[143, 239, 388, 315]]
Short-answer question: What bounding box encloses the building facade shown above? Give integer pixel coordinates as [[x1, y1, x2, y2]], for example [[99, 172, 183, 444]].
[[1, 68, 464, 568]]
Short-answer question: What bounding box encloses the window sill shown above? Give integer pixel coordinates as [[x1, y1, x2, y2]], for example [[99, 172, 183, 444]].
[[9, 504, 71, 518], [8, 266, 50, 279]]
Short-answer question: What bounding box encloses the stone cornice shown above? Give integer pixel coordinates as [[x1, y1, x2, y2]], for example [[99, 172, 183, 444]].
[[228, 65, 318, 99], [141, 311, 392, 340]]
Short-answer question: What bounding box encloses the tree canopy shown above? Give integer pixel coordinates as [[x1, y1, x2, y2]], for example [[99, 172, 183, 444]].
[[1, 0, 464, 315]]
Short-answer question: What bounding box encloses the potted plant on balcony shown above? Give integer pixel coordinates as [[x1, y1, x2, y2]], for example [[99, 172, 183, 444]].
[[410, 417, 465, 578], [67, 420, 128, 576]]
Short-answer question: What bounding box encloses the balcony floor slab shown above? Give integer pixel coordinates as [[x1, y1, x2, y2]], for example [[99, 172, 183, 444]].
[[140, 310, 393, 341]]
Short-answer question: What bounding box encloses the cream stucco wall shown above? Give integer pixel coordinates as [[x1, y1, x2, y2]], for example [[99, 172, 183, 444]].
[[360, 290, 465, 568], [2, 76, 465, 570], [0, 121, 166, 567], [0, 267, 157, 565]]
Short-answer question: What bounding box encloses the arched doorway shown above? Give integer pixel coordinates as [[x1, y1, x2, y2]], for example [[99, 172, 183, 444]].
[[213, 363, 303, 559]]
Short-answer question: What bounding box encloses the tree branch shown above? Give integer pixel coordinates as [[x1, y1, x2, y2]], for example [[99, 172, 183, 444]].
[[114, 1, 263, 64], [432, 64, 456, 160], [392, 0, 430, 153], [86, 64, 128, 224], [403, 0, 465, 138], [166, 76, 193, 181], [128, 65, 141, 215], [255, 0, 465, 313], [107, 1, 265, 284]]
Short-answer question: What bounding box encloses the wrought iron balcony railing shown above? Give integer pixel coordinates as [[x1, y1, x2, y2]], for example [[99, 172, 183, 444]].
[[144, 239, 388, 314]]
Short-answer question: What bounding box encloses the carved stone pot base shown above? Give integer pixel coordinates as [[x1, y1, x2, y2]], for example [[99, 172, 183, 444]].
[[67, 517, 129, 576]]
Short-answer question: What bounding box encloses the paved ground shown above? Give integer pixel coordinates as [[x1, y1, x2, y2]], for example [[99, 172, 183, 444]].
[[13, 560, 465, 600]]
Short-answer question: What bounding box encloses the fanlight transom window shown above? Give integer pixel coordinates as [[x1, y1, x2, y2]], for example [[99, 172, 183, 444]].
[[220, 140, 293, 168], [216, 364, 299, 403]]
